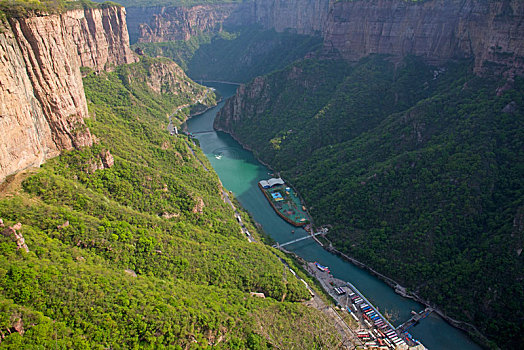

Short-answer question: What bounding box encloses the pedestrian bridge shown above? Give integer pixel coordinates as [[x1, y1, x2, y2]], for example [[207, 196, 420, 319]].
[[273, 228, 327, 248]]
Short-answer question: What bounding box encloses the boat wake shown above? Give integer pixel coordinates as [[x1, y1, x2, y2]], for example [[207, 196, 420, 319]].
[[211, 146, 242, 160]]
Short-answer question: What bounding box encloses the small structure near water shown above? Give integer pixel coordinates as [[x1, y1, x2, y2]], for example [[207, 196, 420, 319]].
[[258, 178, 309, 226]]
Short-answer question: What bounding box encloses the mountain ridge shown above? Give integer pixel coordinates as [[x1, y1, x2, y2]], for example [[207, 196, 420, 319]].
[[128, 0, 524, 77]]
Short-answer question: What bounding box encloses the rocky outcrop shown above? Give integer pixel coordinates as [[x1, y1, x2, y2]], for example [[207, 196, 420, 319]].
[[87, 149, 115, 173], [129, 58, 192, 94], [131, 0, 524, 76], [0, 6, 137, 183], [214, 75, 269, 132], [67, 6, 138, 71], [1, 222, 29, 252], [138, 4, 244, 43], [323, 0, 524, 76]]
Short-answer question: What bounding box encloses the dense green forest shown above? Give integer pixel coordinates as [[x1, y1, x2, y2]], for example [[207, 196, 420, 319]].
[[134, 26, 323, 83], [215, 55, 524, 348], [0, 57, 342, 348]]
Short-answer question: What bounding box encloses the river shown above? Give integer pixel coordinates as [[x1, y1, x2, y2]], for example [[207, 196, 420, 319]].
[[184, 82, 481, 350]]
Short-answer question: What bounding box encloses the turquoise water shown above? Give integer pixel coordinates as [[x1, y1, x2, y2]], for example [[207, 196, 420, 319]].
[[185, 82, 481, 350]]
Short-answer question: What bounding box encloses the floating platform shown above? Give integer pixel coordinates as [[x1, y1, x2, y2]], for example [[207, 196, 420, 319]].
[[258, 178, 309, 227]]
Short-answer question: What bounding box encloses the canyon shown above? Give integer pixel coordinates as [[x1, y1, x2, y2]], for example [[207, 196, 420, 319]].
[[129, 0, 524, 77], [0, 6, 137, 183]]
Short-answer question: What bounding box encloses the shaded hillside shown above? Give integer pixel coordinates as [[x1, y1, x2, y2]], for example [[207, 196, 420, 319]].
[[126, 0, 524, 76], [0, 58, 342, 348], [134, 26, 323, 82], [215, 56, 524, 348]]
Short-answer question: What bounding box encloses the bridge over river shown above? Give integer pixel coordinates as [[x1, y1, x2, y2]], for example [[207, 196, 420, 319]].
[[185, 82, 482, 350], [273, 228, 328, 248]]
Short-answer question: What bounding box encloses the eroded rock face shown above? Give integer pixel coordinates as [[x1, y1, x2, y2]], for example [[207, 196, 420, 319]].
[[87, 149, 115, 173], [0, 6, 137, 183], [67, 7, 138, 71], [1, 222, 29, 252], [214, 76, 269, 132], [138, 4, 241, 42], [132, 0, 524, 76], [323, 0, 524, 76]]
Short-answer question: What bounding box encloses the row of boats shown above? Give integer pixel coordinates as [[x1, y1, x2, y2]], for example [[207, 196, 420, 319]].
[[313, 260, 424, 349], [347, 289, 410, 349]]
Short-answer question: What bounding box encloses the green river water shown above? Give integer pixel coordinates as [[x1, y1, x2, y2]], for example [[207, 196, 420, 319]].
[[185, 82, 481, 350]]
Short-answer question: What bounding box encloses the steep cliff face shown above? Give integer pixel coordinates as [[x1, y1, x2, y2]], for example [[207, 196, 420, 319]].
[[249, 0, 328, 35], [130, 0, 524, 76], [137, 4, 246, 43], [214, 75, 269, 132], [458, 0, 524, 75], [133, 0, 327, 43], [67, 6, 138, 71], [126, 6, 163, 44], [324, 0, 524, 75], [0, 7, 137, 183]]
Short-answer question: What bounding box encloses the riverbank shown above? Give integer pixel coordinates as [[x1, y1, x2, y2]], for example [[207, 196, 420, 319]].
[[188, 82, 482, 350], [323, 243, 491, 349], [196, 80, 241, 85], [214, 124, 489, 349]]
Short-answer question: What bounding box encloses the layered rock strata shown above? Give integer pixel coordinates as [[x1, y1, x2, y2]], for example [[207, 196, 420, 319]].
[[323, 0, 524, 75], [132, 0, 524, 76], [0, 6, 137, 183], [138, 4, 244, 43]]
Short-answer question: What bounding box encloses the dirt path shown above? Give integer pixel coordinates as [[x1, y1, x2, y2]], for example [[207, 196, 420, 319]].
[[303, 263, 363, 349]]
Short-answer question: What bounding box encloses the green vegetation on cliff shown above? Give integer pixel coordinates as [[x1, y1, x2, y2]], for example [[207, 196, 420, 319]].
[[215, 55, 524, 349], [134, 26, 323, 82], [99, 0, 240, 7], [0, 0, 120, 18], [0, 57, 341, 348]]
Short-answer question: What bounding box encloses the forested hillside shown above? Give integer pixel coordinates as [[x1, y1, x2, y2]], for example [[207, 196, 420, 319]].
[[0, 57, 342, 348], [215, 55, 524, 348], [134, 27, 323, 82]]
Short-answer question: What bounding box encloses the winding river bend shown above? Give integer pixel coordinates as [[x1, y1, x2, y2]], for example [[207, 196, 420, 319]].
[[185, 82, 481, 350]]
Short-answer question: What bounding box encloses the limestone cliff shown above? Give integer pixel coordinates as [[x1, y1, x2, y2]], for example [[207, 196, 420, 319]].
[[137, 4, 245, 43], [248, 0, 328, 35], [130, 0, 524, 76], [134, 0, 327, 43], [323, 0, 524, 76], [0, 6, 137, 183]]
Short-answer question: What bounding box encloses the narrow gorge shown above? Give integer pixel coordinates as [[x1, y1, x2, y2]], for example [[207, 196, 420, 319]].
[[0, 1, 351, 348], [0, 0, 522, 348], [128, 0, 524, 77], [124, 0, 523, 348]]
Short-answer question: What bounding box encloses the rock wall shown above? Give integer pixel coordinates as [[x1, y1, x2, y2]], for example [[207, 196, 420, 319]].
[[137, 4, 246, 43], [68, 6, 138, 71], [0, 6, 137, 183], [323, 0, 524, 76], [126, 6, 163, 44], [130, 0, 524, 76], [249, 0, 329, 35]]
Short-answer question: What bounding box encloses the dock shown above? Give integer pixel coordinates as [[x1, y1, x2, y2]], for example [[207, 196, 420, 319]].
[[306, 262, 428, 349], [258, 178, 310, 227], [396, 308, 433, 333]]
